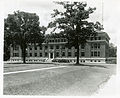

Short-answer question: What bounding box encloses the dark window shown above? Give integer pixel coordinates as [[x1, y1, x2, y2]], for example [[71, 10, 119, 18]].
[[58, 39, 60, 42], [29, 47, 32, 50], [35, 53, 37, 57], [13, 53, 19, 57], [68, 47, 71, 49], [56, 45, 59, 49], [75, 52, 77, 56], [91, 37, 94, 40], [91, 44, 94, 49], [95, 37, 97, 40], [94, 44, 97, 49], [40, 46, 42, 50], [40, 53, 42, 57], [62, 46, 65, 49], [35, 47, 37, 50], [30, 53, 32, 56], [45, 46, 48, 50], [68, 52, 71, 57], [98, 37, 101, 40], [56, 52, 59, 57], [62, 52, 65, 56], [50, 45, 53, 49], [91, 52, 93, 57], [81, 44, 85, 49], [81, 52, 85, 57], [98, 44, 100, 49], [61, 39, 63, 42], [94, 51, 97, 57], [45, 52, 48, 57], [13, 46, 19, 50], [55, 39, 57, 42], [51, 40, 54, 42], [98, 51, 100, 57]]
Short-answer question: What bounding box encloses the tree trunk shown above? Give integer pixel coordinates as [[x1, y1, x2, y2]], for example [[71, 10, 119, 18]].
[[76, 44, 79, 64], [21, 43, 26, 64]]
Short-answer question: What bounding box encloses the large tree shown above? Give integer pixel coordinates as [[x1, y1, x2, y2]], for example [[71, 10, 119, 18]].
[[4, 11, 45, 63], [48, 1, 103, 64], [109, 43, 117, 57]]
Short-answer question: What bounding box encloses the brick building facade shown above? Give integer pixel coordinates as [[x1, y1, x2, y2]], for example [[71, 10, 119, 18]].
[[9, 31, 110, 63]]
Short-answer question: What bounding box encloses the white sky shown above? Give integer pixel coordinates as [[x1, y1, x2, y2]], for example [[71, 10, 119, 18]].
[[2, 0, 120, 46]]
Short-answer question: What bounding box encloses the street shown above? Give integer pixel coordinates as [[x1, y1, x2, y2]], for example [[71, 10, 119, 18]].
[[3, 63, 116, 96]]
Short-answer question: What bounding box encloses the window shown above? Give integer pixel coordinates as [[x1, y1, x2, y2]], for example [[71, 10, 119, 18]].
[[98, 37, 101, 40], [75, 52, 77, 56], [98, 60, 100, 62], [13, 53, 19, 57], [98, 51, 100, 57], [40, 53, 42, 57], [13, 46, 19, 50], [30, 53, 32, 56], [62, 46, 65, 49], [81, 44, 85, 49], [91, 52, 94, 57], [91, 37, 94, 40], [35, 47, 37, 50], [29, 47, 32, 50], [58, 39, 60, 42], [94, 44, 97, 49], [95, 37, 97, 40], [68, 52, 71, 57], [35, 53, 37, 57], [91, 44, 94, 49], [40, 46, 42, 50], [62, 52, 65, 56], [98, 44, 100, 49], [56, 52, 59, 57], [81, 52, 85, 57], [45, 46, 48, 50], [56, 45, 59, 49], [45, 52, 48, 57], [55, 39, 57, 42], [94, 51, 97, 57], [50, 45, 53, 49]]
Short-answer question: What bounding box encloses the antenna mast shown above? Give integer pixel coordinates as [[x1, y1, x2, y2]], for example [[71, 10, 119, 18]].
[[102, 0, 104, 29]]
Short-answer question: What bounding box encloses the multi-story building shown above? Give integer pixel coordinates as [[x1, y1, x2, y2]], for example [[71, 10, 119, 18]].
[[9, 31, 110, 63]]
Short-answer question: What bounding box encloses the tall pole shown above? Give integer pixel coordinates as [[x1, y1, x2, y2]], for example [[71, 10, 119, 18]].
[[102, 0, 104, 29]]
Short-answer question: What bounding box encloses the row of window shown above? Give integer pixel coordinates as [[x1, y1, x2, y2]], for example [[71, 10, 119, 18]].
[[91, 43, 100, 49], [13, 51, 101, 57], [90, 36, 101, 40], [91, 51, 100, 57], [45, 38, 67, 43]]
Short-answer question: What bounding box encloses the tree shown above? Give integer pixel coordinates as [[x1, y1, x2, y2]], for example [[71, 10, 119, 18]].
[[109, 43, 117, 57], [4, 11, 45, 63], [48, 1, 103, 64]]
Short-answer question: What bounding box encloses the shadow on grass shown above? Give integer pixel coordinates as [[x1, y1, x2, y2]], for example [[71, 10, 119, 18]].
[[73, 63, 107, 68]]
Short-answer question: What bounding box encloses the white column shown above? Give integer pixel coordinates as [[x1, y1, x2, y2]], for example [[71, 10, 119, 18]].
[[49, 52, 50, 59], [53, 52, 54, 59]]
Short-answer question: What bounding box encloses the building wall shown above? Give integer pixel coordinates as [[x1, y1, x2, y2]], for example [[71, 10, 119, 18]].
[[9, 32, 110, 63]]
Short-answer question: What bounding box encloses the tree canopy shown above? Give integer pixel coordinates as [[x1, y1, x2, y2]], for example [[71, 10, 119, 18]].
[[4, 11, 46, 63], [48, 1, 103, 64]]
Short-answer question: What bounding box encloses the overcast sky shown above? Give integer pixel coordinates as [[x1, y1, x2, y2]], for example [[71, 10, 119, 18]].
[[2, 0, 120, 46]]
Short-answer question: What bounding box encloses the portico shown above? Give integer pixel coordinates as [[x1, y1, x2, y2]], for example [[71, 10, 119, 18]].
[[48, 49, 55, 60]]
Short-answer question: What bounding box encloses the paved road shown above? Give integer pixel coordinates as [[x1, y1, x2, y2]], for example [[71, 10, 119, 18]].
[[3, 63, 116, 96]]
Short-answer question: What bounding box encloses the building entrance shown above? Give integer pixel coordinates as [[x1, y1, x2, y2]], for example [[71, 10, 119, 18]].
[[50, 53, 53, 58]]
